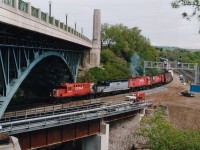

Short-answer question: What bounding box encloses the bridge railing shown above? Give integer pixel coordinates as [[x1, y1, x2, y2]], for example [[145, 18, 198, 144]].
[[0, 101, 151, 135], [1, 0, 92, 44]]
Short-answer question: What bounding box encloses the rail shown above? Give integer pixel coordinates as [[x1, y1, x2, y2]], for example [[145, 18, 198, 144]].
[[0, 101, 151, 135], [2, 99, 103, 120], [1, 102, 104, 123]]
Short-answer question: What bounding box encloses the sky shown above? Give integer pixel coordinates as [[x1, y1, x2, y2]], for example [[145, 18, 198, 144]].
[[26, 0, 200, 49]]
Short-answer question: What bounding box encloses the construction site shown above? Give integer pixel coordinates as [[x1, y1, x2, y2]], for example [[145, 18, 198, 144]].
[[108, 72, 200, 150]]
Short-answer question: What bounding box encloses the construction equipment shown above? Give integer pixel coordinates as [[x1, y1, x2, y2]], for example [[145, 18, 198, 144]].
[[125, 92, 145, 103]]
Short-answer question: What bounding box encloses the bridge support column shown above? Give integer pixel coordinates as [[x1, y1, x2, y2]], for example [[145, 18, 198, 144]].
[[89, 9, 101, 68], [82, 123, 109, 150], [38, 8, 41, 20], [46, 13, 49, 23], [52, 17, 55, 26], [27, 2, 31, 15], [14, 0, 18, 10], [0, 136, 21, 150], [139, 108, 146, 121]]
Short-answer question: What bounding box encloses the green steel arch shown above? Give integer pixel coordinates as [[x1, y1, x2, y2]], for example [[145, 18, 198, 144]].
[[0, 49, 82, 118]]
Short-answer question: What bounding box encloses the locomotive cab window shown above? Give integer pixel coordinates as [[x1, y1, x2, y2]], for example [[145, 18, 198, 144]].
[[68, 87, 72, 91]]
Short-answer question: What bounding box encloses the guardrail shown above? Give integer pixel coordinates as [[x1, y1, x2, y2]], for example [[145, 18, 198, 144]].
[[0, 101, 151, 135], [1, 0, 91, 43], [1, 102, 104, 123], [2, 99, 104, 119]]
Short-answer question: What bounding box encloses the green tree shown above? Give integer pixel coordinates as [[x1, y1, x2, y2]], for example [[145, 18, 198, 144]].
[[171, 0, 200, 21], [101, 24, 157, 62], [101, 49, 116, 63], [78, 23, 160, 82], [138, 111, 200, 150]]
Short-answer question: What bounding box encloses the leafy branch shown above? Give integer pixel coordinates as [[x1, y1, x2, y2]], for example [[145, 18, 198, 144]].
[[171, 0, 200, 21]]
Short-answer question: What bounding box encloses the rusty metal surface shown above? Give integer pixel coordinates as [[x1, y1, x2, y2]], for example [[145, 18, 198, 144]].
[[89, 119, 100, 135], [13, 112, 138, 150], [76, 121, 89, 138], [15, 132, 30, 150], [47, 126, 62, 145], [31, 129, 47, 149], [62, 124, 76, 142]]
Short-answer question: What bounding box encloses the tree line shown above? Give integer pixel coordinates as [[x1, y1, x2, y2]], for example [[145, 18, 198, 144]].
[[78, 23, 200, 82]]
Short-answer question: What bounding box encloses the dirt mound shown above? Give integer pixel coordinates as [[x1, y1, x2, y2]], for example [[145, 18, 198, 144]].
[[168, 105, 200, 130], [147, 73, 200, 130]]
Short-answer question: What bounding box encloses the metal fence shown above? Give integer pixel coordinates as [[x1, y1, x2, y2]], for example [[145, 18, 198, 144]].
[[0, 101, 151, 135], [2, 0, 14, 7], [18, 0, 28, 13]]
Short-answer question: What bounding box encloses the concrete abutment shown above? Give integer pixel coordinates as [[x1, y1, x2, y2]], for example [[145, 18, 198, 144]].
[[82, 123, 109, 150], [0, 136, 21, 150]]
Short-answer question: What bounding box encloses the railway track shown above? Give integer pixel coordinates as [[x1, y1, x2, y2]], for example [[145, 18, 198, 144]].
[[1, 99, 104, 122], [0, 101, 152, 135], [175, 69, 200, 84]]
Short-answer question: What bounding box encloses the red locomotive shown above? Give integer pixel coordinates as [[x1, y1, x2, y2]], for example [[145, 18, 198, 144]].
[[128, 76, 151, 90], [50, 82, 95, 102], [151, 74, 165, 86], [128, 72, 173, 90]]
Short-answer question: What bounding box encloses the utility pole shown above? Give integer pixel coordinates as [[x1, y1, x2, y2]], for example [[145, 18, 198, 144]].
[[65, 14, 68, 26], [49, 1, 52, 17]]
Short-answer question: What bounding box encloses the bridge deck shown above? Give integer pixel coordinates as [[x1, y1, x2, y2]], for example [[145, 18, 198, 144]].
[[0, 101, 151, 135], [0, 0, 92, 48]]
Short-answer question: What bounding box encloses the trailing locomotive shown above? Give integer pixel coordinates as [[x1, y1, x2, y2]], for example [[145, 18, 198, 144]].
[[50, 71, 173, 103], [96, 79, 129, 96]]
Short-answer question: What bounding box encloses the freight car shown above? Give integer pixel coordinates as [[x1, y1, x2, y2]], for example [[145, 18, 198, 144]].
[[50, 71, 173, 103]]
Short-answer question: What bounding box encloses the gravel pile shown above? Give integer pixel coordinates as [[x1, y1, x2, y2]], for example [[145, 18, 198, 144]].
[[109, 114, 145, 150]]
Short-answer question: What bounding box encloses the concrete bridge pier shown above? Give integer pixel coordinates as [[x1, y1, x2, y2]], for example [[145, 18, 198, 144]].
[[0, 136, 21, 150], [139, 108, 146, 121], [89, 9, 101, 68], [82, 122, 109, 150]]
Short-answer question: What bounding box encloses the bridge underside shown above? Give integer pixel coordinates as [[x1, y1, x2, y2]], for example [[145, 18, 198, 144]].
[[14, 110, 138, 150], [15, 119, 101, 150], [7, 56, 72, 108], [0, 22, 89, 118]]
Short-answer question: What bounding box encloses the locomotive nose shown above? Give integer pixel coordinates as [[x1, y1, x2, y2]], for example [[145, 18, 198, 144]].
[[52, 89, 58, 97]]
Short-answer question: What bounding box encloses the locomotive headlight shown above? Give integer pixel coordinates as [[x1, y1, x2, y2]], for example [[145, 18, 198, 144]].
[[53, 89, 58, 96]]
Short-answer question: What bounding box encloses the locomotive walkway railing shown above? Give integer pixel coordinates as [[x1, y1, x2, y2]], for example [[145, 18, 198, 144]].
[[0, 101, 151, 135]]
